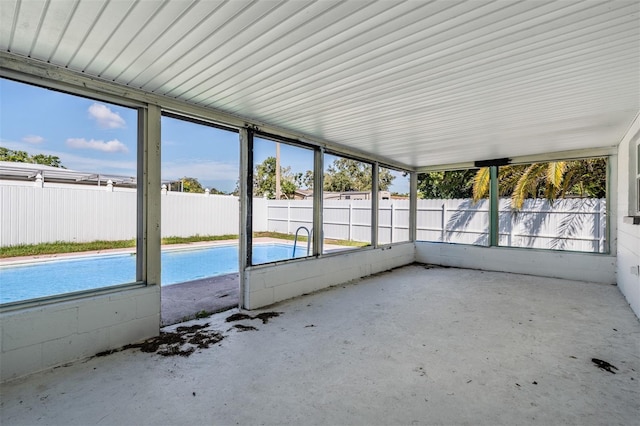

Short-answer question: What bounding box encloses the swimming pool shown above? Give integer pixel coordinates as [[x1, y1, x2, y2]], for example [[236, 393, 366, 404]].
[[0, 243, 305, 304]]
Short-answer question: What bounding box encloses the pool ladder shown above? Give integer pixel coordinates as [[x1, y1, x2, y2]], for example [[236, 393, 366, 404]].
[[292, 226, 312, 258]]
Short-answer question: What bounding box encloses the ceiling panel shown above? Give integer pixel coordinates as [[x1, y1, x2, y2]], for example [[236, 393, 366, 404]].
[[1, 0, 638, 168]]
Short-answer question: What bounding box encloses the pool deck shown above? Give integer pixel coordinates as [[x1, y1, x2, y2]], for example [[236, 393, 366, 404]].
[[161, 273, 239, 325]]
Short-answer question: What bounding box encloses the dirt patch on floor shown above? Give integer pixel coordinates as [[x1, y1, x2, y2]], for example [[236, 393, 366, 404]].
[[226, 313, 254, 322], [95, 312, 283, 359], [225, 311, 282, 324], [231, 324, 258, 332], [122, 323, 225, 357]]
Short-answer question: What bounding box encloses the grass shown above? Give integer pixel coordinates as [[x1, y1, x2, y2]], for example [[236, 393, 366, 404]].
[[253, 231, 368, 247], [0, 240, 137, 258], [0, 232, 367, 258]]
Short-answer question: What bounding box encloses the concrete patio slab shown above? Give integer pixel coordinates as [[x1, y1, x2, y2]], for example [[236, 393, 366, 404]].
[[1, 264, 638, 425]]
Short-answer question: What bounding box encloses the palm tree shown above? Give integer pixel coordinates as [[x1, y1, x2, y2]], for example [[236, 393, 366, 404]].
[[472, 158, 606, 210]]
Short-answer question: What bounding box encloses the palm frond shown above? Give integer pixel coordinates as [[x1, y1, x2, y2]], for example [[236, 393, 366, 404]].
[[546, 161, 566, 190], [472, 167, 491, 203], [512, 164, 543, 210]]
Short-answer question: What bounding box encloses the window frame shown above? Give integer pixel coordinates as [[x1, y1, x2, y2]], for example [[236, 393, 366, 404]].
[[0, 76, 150, 308]]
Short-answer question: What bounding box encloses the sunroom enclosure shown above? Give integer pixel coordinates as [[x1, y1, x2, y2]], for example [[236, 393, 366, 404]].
[[1, 55, 638, 383]]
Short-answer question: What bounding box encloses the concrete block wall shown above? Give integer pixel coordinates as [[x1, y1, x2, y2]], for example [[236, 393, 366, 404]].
[[415, 242, 616, 285], [616, 120, 640, 318], [0, 285, 160, 382], [244, 243, 415, 309]]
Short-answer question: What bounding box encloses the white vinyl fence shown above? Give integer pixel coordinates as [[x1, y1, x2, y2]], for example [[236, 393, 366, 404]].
[[0, 185, 263, 246], [266, 199, 410, 244], [416, 198, 607, 253], [0, 183, 606, 253]]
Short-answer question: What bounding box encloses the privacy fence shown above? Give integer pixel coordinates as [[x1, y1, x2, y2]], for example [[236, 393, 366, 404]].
[[0, 184, 606, 253]]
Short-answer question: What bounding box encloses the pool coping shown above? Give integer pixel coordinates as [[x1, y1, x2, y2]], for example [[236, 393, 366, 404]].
[[0, 238, 349, 267]]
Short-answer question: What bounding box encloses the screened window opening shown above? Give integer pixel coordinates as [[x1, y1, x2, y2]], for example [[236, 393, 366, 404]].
[[322, 154, 372, 254], [0, 78, 139, 304], [378, 166, 410, 244], [417, 169, 489, 246], [251, 136, 315, 265], [491, 158, 608, 253], [160, 114, 240, 285]]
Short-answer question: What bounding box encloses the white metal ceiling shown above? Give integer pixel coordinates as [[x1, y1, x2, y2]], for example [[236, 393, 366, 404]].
[[1, 0, 639, 168]]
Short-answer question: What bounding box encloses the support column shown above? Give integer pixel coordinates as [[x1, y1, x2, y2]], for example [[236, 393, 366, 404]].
[[137, 104, 161, 286], [409, 171, 417, 242], [239, 128, 253, 308], [371, 162, 379, 247], [489, 165, 499, 247], [313, 148, 324, 256]]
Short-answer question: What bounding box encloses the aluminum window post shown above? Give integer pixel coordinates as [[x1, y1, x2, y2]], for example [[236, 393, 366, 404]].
[[372, 162, 379, 247], [489, 165, 499, 247], [313, 148, 324, 256], [137, 104, 161, 286]]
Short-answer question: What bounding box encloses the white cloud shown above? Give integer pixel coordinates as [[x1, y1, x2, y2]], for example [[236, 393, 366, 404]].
[[66, 138, 129, 153], [0, 138, 136, 174], [88, 103, 126, 129], [22, 135, 45, 144]]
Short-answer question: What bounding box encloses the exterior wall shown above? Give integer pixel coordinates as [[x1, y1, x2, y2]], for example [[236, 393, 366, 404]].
[[415, 242, 616, 285], [616, 120, 640, 318], [244, 243, 415, 309], [0, 285, 160, 382]]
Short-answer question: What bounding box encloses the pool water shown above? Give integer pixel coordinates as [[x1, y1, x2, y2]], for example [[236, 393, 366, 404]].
[[0, 244, 305, 304]]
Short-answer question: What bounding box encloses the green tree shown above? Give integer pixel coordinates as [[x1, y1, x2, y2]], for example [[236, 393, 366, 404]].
[[168, 177, 207, 193], [253, 156, 298, 199], [472, 158, 607, 209], [323, 158, 395, 192], [297, 170, 314, 190], [417, 170, 476, 199], [0, 147, 64, 168]]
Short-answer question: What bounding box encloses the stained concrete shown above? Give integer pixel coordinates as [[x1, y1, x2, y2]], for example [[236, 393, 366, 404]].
[[161, 273, 238, 326], [1, 265, 639, 425]]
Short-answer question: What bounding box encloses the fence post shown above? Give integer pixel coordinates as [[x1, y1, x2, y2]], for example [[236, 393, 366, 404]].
[[594, 199, 601, 253], [287, 201, 291, 235], [441, 203, 447, 242], [390, 202, 395, 243], [509, 208, 514, 246], [348, 202, 353, 241], [34, 173, 44, 188]]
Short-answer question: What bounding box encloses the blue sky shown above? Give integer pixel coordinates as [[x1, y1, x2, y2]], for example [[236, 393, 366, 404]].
[[0, 78, 409, 194]]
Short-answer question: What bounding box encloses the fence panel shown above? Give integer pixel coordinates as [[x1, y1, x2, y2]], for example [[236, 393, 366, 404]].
[[0, 185, 136, 246], [1, 183, 607, 253], [161, 191, 239, 237]]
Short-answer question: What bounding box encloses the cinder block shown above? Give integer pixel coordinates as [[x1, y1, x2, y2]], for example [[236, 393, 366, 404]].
[[244, 271, 266, 290], [41, 327, 110, 366], [78, 295, 136, 332], [109, 315, 159, 348], [273, 282, 305, 302], [1, 306, 78, 351], [1, 344, 43, 382], [135, 288, 161, 319], [246, 288, 274, 310]]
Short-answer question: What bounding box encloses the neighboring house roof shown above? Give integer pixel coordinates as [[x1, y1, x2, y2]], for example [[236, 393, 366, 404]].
[[0, 161, 138, 187]]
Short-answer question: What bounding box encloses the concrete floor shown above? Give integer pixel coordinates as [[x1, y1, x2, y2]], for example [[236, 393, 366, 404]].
[[1, 264, 639, 426], [161, 273, 239, 326]]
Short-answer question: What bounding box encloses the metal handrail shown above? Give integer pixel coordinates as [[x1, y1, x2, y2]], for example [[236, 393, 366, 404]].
[[292, 226, 312, 257]]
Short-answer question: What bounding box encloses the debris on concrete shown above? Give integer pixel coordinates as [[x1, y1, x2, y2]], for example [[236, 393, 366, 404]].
[[592, 358, 618, 374]]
